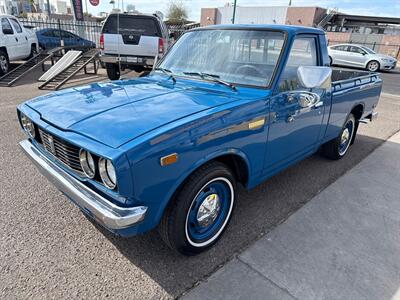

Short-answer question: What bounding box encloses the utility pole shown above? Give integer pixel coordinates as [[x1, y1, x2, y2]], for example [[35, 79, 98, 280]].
[[46, 0, 51, 17], [232, 0, 237, 24]]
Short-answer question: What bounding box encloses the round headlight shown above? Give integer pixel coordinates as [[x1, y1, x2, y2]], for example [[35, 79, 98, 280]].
[[99, 158, 117, 189], [21, 114, 35, 138], [79, 149, 95, 178]]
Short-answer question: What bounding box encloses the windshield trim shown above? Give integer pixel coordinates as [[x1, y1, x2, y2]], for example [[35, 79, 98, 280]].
[[154, 28, 288, 90]]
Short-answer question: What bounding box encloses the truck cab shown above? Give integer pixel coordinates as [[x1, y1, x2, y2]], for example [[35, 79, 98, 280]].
[[0, 14, 38, 75]]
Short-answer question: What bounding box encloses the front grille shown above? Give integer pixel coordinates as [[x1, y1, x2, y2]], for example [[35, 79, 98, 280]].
[[38, 128, 83, 174]]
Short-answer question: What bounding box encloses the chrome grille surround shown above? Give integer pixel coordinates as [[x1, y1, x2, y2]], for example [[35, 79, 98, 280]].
[[38, 128, 83, 174]]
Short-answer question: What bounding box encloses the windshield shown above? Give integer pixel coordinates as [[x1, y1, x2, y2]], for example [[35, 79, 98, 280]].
[[158, 29, 286, 87], [361, 46, 376, 54]]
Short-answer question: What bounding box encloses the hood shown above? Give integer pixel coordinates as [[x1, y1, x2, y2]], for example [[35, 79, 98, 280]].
[[27, 78, 239, 148], [375, 53, 396, 61]]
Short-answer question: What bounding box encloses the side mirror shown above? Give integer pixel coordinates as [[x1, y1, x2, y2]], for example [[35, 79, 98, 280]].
[[3, 28, 13, 35], [297, 66, 332, 89]]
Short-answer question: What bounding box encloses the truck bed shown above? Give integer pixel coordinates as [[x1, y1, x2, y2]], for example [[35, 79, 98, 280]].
[[323, 68, 382, 142]]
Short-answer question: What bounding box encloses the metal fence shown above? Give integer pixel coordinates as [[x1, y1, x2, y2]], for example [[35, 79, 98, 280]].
[[327, 39, 400, 60], [18, 17, 200, 48], [19, 17, 103, 47]]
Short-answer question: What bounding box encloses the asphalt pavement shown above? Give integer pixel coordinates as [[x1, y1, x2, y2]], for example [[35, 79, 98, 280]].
[[0, 68, 399, 299], [183, 131, 400, 300]]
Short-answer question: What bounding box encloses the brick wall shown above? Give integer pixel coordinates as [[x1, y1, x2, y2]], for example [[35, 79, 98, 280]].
[[325, 32, 351, 45], [200, 8, 217, 26], [379, 35, 400, 59], [285, 7, 326, 27]]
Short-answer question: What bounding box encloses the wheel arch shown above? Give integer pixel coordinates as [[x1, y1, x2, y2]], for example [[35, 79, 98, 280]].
[[0, 46, 8, 58], [154, 149, 251, 227], [365, 59, 380, 70]]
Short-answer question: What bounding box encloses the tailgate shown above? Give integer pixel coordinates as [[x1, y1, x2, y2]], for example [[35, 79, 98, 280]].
[[103, 33, 158, 56]]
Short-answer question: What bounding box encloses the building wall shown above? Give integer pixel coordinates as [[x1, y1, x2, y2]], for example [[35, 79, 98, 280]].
[[200, 8, 217, 26], [325, 32, 352, 45], [215, 6, 288, 25], [285, 6, 326, 27]]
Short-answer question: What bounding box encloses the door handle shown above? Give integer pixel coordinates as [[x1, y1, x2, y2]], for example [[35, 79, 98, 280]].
[[25, 36, 28, 41], [15, 37, 18, 42]]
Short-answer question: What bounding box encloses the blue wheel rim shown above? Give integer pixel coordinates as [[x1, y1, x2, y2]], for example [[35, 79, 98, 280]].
[[339, 119, 354, 155], [186, 178, 233, 245]]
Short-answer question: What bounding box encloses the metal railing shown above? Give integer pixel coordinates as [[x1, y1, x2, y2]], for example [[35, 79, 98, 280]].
[[19, 17, 102, 47]]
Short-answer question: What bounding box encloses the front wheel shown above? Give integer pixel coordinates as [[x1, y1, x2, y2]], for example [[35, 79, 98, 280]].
[[106, 63, 120, 80], [0, 50, 9, 76], [367, 60, 380, 72], [159, 162, 236, 255], [321, 114, 356, 160]]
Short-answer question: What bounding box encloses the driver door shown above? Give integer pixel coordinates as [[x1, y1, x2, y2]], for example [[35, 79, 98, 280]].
[[265, 36, 327, 170]]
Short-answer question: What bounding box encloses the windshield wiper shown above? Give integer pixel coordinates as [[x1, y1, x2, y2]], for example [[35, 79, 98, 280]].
[[183, 72, 236, 91], [154, 67, 176, 83]]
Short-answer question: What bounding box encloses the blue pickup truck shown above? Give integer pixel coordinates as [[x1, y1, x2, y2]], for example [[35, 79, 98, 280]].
[[18, 25, 382, 255]]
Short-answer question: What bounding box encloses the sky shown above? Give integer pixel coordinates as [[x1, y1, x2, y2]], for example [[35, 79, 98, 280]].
[[85, 0, 400, 20]]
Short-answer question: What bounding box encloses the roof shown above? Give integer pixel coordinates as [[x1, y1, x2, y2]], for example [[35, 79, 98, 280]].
[[191, 24, 325, 35], [332, 13, 400, 25]]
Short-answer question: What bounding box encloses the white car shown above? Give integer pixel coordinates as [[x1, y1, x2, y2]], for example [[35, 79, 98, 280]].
[[328, 43, 397, 72], [100, 12, 171, 80], [0, 14, 39, 75]]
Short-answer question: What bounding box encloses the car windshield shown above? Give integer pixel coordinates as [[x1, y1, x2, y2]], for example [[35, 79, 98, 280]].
[[158, 29, 286, 88], [361, 46, 376, 54]]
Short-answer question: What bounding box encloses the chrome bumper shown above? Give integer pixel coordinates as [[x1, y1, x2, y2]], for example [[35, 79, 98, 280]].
[[19, 140, 147, 230], [100, 54, 155, 66], [360, 111, 378, 124]]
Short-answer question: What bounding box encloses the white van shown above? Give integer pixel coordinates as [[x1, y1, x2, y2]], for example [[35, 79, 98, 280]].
[[100, 13, 170, 80], [0, 14, 39, 75]]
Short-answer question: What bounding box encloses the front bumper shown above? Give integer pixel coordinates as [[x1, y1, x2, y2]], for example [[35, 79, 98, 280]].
[[19, 139, 147, 230], [381, 61, 397, 70]]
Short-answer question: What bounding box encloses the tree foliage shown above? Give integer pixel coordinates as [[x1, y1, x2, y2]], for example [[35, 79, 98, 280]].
[[166, 1, 188, 24]]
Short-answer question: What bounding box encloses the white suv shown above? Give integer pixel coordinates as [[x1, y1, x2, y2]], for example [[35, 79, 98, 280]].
[[0, 14, 39, 75], [100, 13, 170, 80]]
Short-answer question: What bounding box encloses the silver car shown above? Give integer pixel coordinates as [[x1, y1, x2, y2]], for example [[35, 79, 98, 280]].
[[328, 44, 397, 72]]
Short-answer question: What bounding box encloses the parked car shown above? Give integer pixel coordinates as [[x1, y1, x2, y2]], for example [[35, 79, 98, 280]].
[[328, 43, 397, 72], [36, 28, 96, 50], [100, 12, 171, 79], [18, 25, 382, 255], [0, 14, 39, 75]]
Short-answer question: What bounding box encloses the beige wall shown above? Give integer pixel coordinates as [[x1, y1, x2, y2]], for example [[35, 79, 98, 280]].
[[379, 35, 400, 59]]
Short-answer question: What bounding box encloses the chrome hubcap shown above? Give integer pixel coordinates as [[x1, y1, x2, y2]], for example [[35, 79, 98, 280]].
[[369, 62, 378, 71], [341, 128, 350, 145], [196, 193, 221, 227]]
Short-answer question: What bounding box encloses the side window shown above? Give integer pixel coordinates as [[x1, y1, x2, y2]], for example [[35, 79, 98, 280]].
[[1, 18, 14, 34], [279, 37, 318, 91], [348, 46, 365, 54], [333, 45, 347, 51], [9, 18, 22, 33]]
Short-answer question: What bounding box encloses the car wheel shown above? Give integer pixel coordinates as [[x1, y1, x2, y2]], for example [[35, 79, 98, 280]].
[[321, 114, 356, 160], [159, 161, 236, 255], [106, 63, 120, 80], [0, 50, 9, 76], [367, 60, 380, 72], [133, 66, 144, 73], [27, 45, 38, 60]]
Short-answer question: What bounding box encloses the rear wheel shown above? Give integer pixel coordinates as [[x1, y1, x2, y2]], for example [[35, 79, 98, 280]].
[[27, 44, 38, 60], [321, 114, 356, 160], [159, 162, 236, 255], [132, 66, 144, 73], [367, 60, 380, 72], [0, 50, 9, 76], [106, 63, 120, 80]]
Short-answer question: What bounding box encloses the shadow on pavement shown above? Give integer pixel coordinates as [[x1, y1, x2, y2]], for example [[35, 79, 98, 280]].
[[92, 133, 390, 297]]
